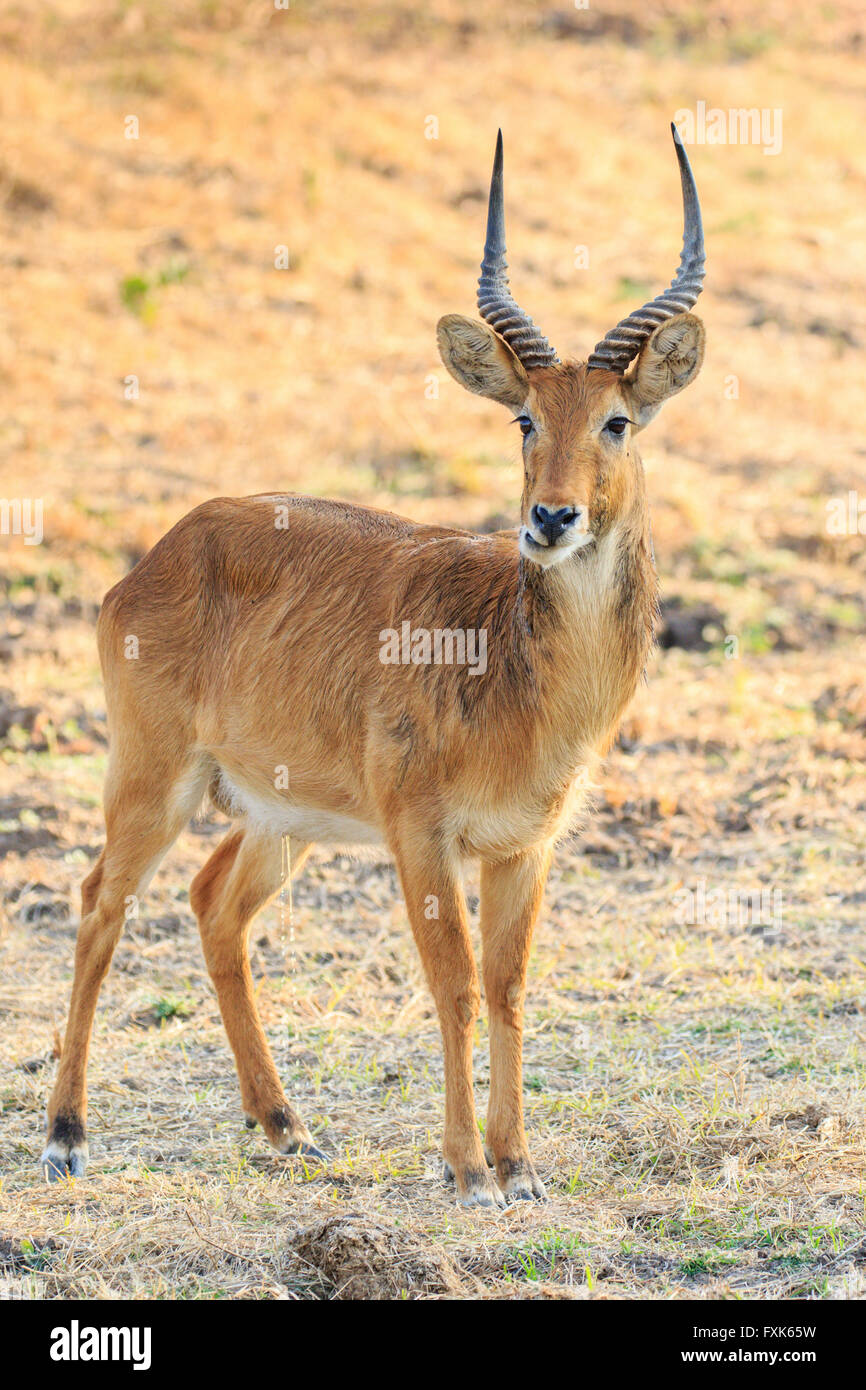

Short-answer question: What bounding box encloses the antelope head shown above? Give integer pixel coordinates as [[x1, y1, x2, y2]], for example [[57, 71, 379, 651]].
[[437, 126, 706, 568]]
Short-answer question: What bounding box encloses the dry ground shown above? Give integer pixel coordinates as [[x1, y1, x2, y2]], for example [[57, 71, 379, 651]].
[[1, 1, 865, 1299]]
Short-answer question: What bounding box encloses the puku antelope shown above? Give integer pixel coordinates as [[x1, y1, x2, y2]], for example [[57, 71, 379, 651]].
[[42, 126, 706, 1206]]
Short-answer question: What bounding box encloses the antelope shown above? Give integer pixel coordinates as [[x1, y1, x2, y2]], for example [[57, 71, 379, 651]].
[[42, 125, 706, 1207]]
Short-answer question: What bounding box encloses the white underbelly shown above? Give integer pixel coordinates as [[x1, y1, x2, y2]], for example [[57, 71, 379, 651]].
[[216, 772, 383, 846]]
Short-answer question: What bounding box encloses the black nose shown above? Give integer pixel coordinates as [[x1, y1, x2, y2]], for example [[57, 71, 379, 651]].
[[531, 503, 579, 545]]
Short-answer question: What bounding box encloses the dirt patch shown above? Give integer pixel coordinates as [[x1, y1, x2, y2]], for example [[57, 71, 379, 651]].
[[0, 1236, 58, 1273], [293, 1214, 466, 1299], [658, 598, 727, 652], [6, 881, 71, 924]]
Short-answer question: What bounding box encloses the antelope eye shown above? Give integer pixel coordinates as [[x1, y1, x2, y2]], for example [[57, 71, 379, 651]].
[[605, 417, 629, 437], [515, 415, 533, 437]]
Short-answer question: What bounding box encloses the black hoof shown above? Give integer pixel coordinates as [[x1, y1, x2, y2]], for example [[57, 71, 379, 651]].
[[41, 1145, 88, 1182], [282, 1140, 328, 1162], [494, 1156, 548, 1203], [41, 1113, 89, 1182]]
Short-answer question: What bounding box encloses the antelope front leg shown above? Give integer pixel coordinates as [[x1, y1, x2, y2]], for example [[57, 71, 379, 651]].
[[480, 843, 553, 1201], [392, 831, 503, 1208]]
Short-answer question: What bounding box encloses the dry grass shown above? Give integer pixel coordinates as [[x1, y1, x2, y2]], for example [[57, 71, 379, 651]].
[[1, 1, 865, 1299]]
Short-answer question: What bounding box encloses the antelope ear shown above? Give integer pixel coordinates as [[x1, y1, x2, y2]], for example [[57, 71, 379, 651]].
[[627, 312, 705, 427], [437, 314, 529, 412]]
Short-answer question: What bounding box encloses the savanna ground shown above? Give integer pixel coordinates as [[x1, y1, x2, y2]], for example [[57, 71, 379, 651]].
[[1, 1, 865, 1300]]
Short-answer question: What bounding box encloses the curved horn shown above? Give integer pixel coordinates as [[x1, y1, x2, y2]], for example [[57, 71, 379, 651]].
[[587, 124, 706, 375], [477, 131, 559, 370]]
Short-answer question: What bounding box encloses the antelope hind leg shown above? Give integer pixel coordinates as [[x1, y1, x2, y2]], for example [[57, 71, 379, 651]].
[[190, 828, 326, 1160]]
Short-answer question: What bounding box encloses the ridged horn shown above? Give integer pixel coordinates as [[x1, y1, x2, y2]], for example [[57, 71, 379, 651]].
[[587, 123, 706, 375], [476, 130, 559, 370]]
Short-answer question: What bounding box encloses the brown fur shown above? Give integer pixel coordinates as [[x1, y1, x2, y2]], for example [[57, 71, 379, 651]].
[[43, 323, 703, 1205]]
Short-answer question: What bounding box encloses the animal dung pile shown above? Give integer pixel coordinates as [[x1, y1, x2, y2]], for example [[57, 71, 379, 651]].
[[292, 1213, 465, 1300]]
